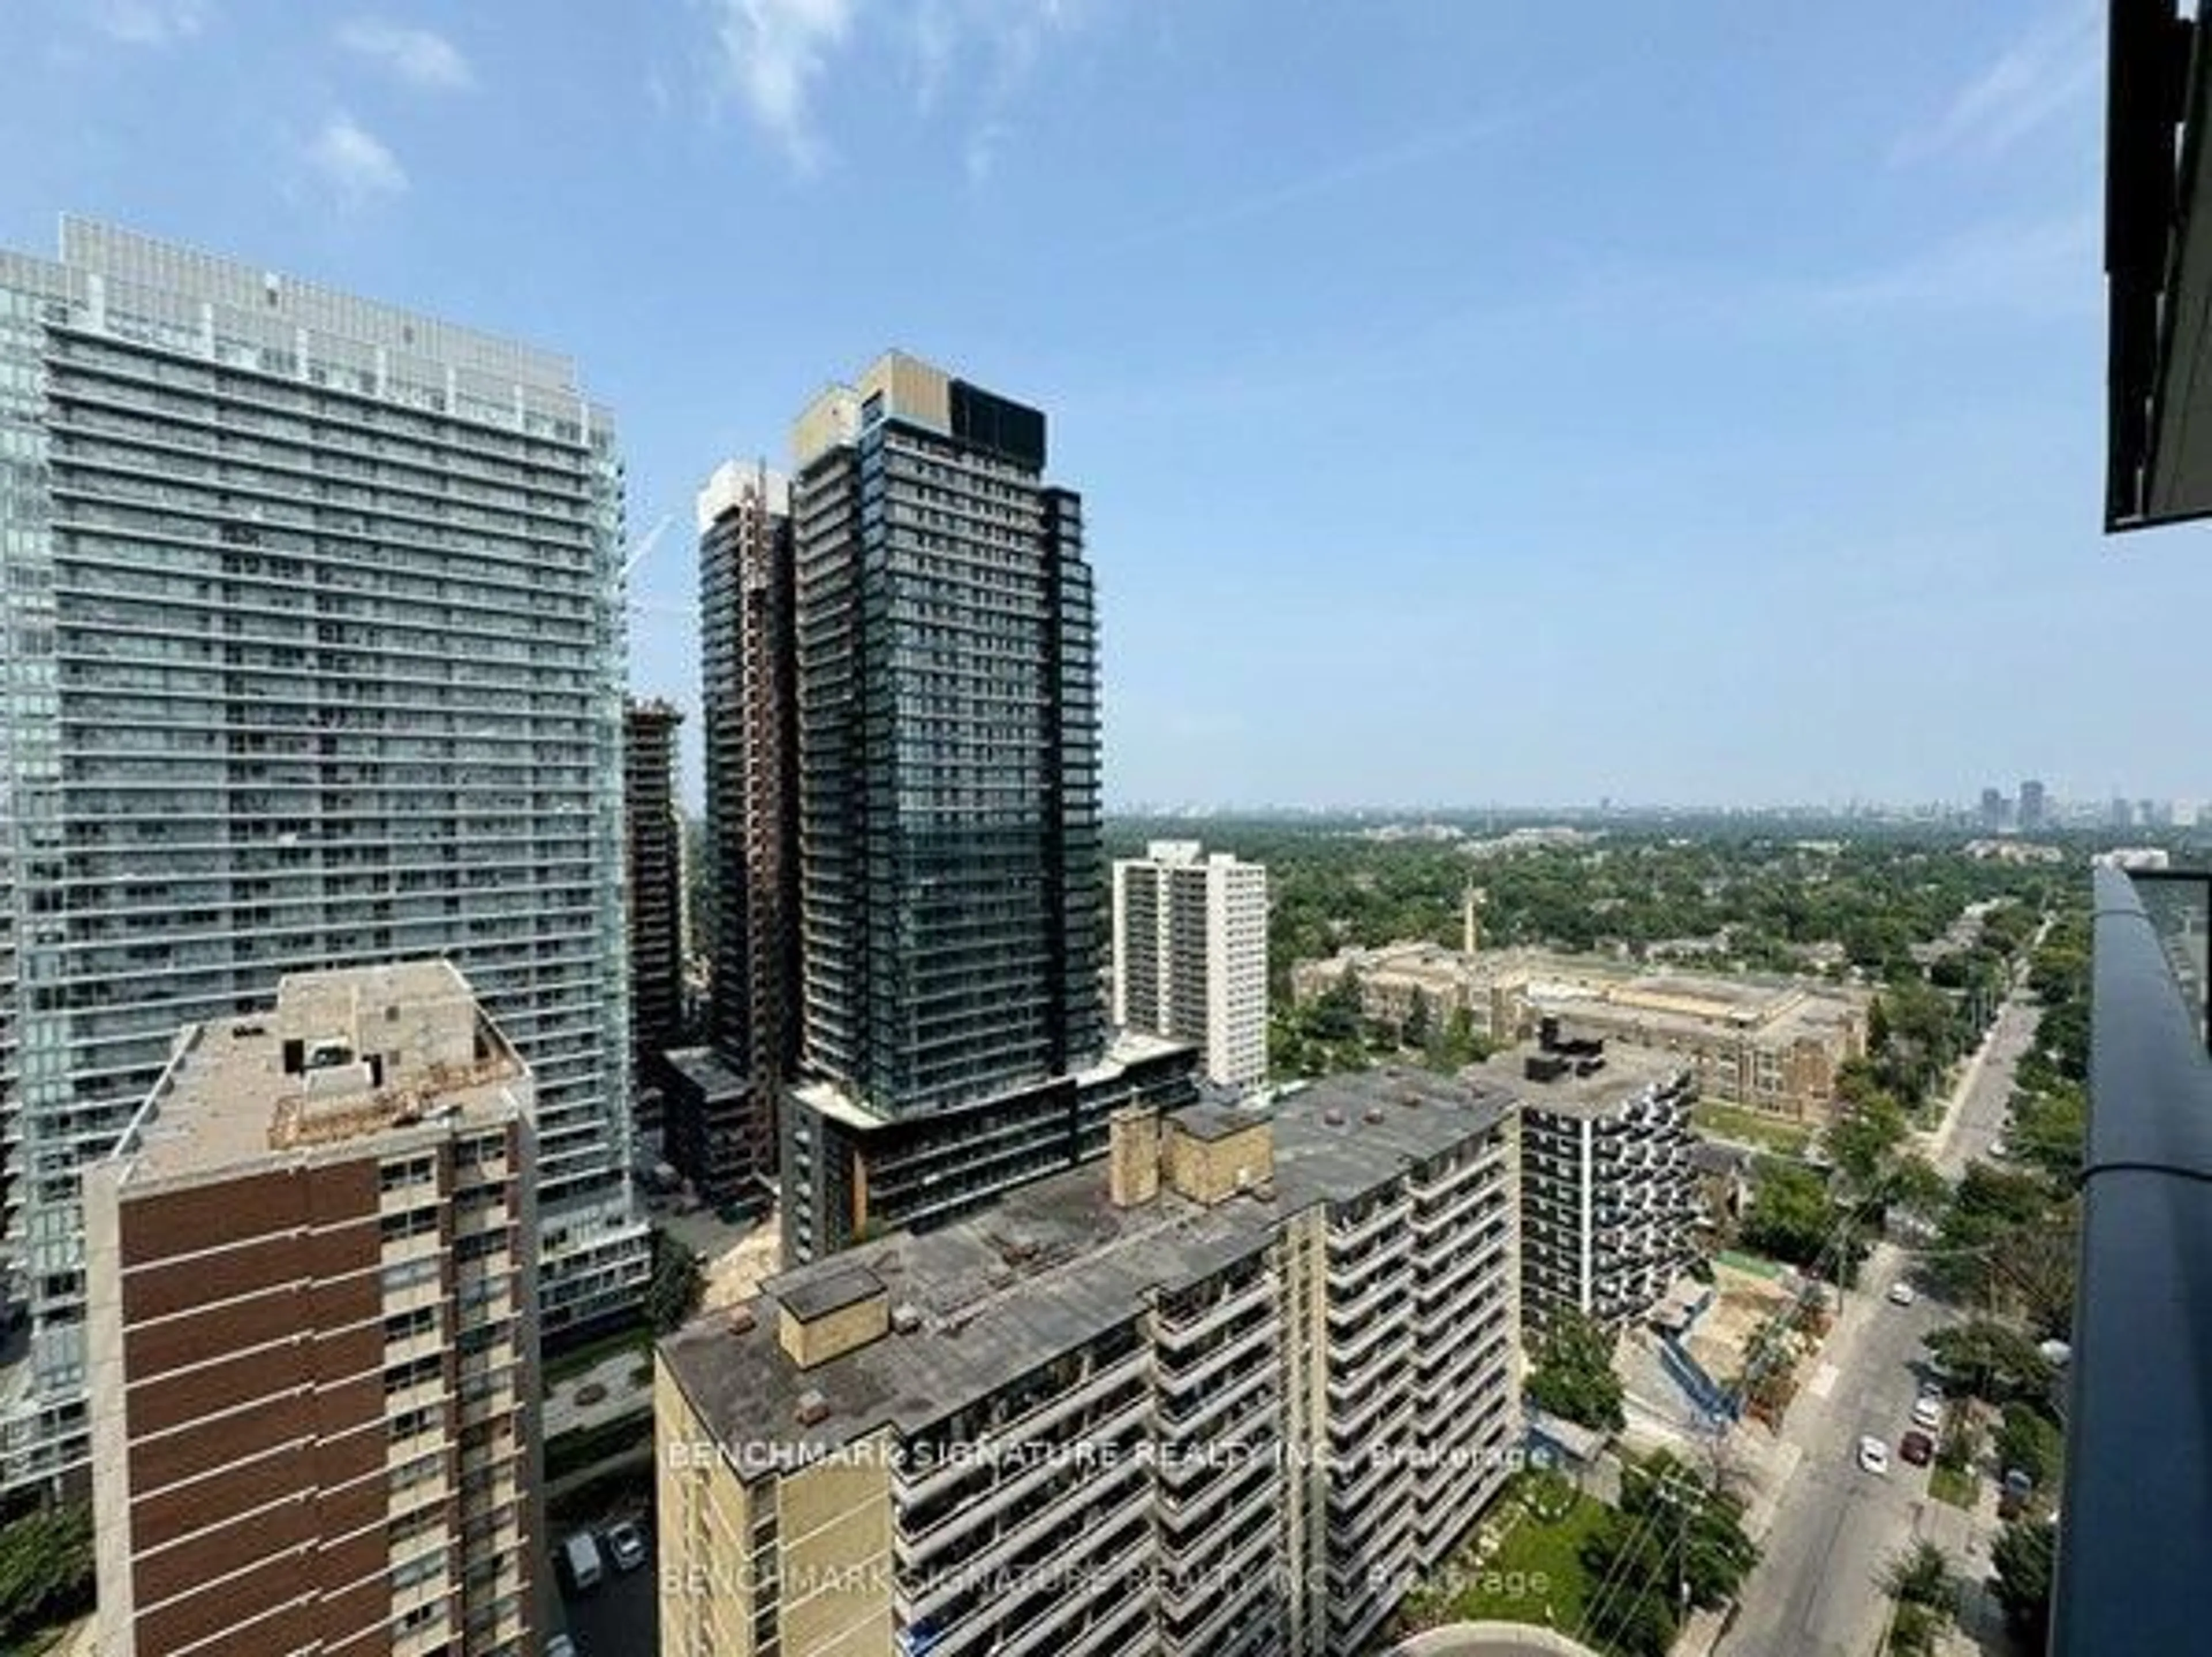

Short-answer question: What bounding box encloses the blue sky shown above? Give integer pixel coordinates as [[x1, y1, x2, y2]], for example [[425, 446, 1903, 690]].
[[0, 1, 2189, 810]]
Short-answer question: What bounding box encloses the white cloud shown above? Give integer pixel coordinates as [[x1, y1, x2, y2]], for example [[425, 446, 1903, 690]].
[[702, 0, 857, 171], [964, 119, 1010, 186], [1810, 213, 2100, 318], [338, 18, 474, 92], [309, 114, 410, 202], [1900, 2, 2101, 163], [699, 0, 1078, 178], [90, 0, 207, 45]]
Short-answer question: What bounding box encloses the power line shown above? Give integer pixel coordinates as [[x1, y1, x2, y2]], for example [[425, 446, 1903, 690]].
[[1577, 1165, 1885, 1649]]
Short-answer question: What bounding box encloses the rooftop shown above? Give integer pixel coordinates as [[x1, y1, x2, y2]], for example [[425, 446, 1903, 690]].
[[1463, 1042, 1690, 1119], [790, 1029, 1194, 1133], [661, 1045, 748, 1099], [661, 1068, 1513, 1468], [1302, 943, 1866, 1036], [108, 960, 526, 1188]]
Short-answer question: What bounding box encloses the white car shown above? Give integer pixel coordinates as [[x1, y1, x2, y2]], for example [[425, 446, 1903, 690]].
[[546, 1637, 578, 1657], [1918, 1377, 1945, 1402], [1857, 1436, 1891, 1476], [603, 1520, 648, 1573], [1911, 1397, 1943, 1431], [1887, 1281, 1916, 1307]]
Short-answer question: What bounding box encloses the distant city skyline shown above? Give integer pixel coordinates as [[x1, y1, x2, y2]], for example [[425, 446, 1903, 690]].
[[3, 3, 2203, 810]]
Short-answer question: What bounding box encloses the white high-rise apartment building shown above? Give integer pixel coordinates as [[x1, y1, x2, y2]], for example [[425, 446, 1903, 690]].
[[0, 221, 645, 1489], [1112, 840, 1268, 1091], [1472, 1041, 1699, 1329]]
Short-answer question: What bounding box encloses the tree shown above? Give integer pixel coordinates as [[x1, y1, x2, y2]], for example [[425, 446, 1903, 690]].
[[647, 1233, 707, 1334], [2011, 1082, 2087, 1190], [1825, 1090, 1908, 1189], [1994, 1402, 2064, 1490], [1983, 1205, 2078, 1340], [1866, 996, 1892, 1055], [1990, 1518, 2056, 1648], [1525, 1307, 1627, 1434], [1925, 1321, 2056, 1406], [1883, 1538, 1957, 1614], [1889, 1601, 1942, 1656], [0, 1503, 94, 1647], [1308, 969, 1363, 1043], [1883, 1152, 1950, 1226], [1934, 1413, 1979, 1475], [1926, 1163, 2062, 1311], [1581, 1451, 1759, 1655], [1740, 1162, 1865, 1281], [1400, 987, 1432, 1051]]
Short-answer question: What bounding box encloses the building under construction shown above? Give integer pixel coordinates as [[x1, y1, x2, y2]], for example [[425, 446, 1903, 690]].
[[686, 461, 799, 1201], [624, 697, 685, 1095]]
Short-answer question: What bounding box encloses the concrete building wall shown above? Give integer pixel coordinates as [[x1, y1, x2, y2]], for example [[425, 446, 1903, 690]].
[[660, 1083, 1518, 1657], [1112, 843, 1267, 1091]]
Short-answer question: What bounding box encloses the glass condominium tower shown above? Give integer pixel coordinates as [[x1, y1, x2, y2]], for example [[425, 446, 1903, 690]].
[[0, 221, 645, 1489]]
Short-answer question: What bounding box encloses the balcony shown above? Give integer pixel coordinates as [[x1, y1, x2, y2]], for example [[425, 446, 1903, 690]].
[[2055, 864, 2212, 1650]]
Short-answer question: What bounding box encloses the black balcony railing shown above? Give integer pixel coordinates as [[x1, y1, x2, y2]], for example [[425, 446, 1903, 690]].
[[2055, 865, 2212, 1651]]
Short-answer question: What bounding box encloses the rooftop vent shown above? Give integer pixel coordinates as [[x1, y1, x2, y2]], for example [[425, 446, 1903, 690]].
[[1323, 1109, 1346, 1126], [1363, 1107, 1387, 1125], [891, 1302, 923, 1334], [794, 1390, 831, 1428]]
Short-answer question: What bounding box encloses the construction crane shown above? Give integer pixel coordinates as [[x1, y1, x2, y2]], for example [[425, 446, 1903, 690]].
[[619, 512, 675, 582]]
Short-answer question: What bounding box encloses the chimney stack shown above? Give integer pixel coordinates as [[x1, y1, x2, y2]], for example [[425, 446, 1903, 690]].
[[1108, 1107, 1162, 1207]]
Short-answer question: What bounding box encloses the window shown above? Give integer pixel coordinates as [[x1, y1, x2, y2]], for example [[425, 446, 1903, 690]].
[[380, 1155, 436, 1192]]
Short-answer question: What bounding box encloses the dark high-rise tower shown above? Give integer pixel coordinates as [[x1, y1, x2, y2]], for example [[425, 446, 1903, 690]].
[[685, 462, 800, 1196], [624, 697, 684, 1079], [771, 353, 1184, 1262], [2018, 778, 2047, 833], [791, 357, 1103, 1109]]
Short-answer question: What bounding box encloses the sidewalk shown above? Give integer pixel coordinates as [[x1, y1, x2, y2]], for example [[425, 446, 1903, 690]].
[[544, 1348, 653, 1438]]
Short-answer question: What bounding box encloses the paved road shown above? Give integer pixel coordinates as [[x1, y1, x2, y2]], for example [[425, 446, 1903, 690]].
[[1717, 996, 2039, 1657], [555, 1553, 656, 1656], [1926, 995, 2039, 1181]]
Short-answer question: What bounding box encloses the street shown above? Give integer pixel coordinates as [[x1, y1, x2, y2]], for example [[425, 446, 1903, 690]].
[[553, 1552, 657, 1656], [1717, 995, 2038, 1657]]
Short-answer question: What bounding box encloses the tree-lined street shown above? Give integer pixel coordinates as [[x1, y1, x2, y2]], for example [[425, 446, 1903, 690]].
[[1717, 993, 2039, 1656]]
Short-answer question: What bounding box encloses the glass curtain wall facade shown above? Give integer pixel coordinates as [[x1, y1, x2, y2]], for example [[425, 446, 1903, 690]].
[[0, 220, 645, 1489], [792, 361, 1103, 1114], [777, 354, 1112, 1259]]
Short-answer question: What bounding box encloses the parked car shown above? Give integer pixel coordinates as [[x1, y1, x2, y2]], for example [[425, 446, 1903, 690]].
[[603, 1519, 648, 1573], [1900, 1430, 1936, 1466], [546, 1637, 578, 1657], [1887, 1281, 1916, 1307], [1911, 1397, 1942, 1431], [1917, 1377, 1945, 1402], [560, 1531, 604, 1593], [1857, 1436, 1890, 1476]]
